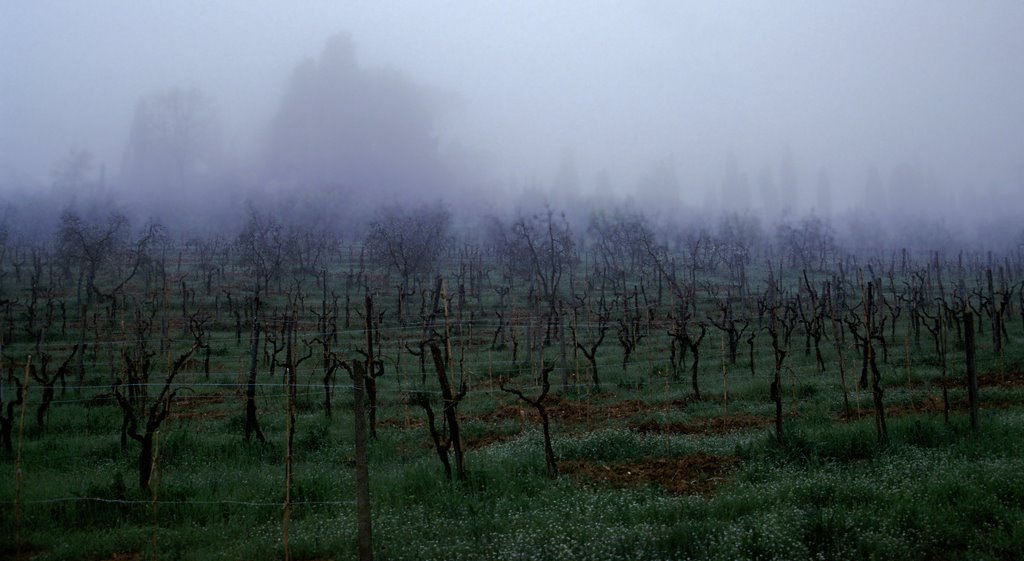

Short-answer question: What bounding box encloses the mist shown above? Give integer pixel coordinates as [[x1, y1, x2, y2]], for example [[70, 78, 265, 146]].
[[2, 1, 1023, 244]]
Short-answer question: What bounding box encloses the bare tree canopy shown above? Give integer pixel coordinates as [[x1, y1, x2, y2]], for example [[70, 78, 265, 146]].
[[364, 203, 452, 289], [264, 33, 453, 204], [121, 87, 222, 194]]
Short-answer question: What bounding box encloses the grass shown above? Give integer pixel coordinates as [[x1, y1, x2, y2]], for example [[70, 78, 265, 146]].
[[6, 389, 1024, 560], [1, 268, 1023, 560]]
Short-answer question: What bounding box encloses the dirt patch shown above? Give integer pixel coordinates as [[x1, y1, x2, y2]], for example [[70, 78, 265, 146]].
[[1, 547, 49, 561], [378, 416, 426, 429], [888, 379, 931, 390], [170, 393, 227, 420], [630, 414, 772, 435], [560, 453, 740, 495], [384, 416, 521, 449], [838, 393, 1015, 421], [171, 409, 228, 421], [839, 400, 940, 421], [84, 392, 117, 407], [464, 432, 520, 450], [101, 553, 140, 561], [479, 395, 696, 425], [932, 368, 1024, 389]]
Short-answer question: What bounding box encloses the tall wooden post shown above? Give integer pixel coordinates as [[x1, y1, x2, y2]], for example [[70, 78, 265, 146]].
[[354, 295, 375, 561], [964, 309, 979, 431]]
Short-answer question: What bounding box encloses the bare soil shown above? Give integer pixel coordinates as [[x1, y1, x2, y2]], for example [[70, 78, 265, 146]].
[[2, 547, 47, 561], [101, 553, 140, 561], [170, 392, 227, 420], [838, 393, 1014, 421], [559, 453, 740, 495], [929, 365, 1024, 389], [479, 395, 696, 425], [378, 415, 426, 429], [630, 414, 772, 435], [464, 432, 520, 450]]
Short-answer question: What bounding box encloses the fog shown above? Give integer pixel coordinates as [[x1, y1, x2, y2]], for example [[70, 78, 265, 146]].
[[2, 1, 1023, 241]]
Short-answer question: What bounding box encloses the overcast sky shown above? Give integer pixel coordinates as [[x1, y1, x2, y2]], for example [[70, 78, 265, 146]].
[[2, 1, 1022, 212]]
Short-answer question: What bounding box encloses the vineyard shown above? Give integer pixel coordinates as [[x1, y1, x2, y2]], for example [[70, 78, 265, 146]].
[[2, 208, 1024, 560]]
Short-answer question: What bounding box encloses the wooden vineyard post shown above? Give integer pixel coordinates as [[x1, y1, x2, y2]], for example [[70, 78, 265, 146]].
[[15, 357, 31, 554], [245, 292, 265, 442], [964, 309, 979, 431], [150, 430, 161, 560], [904, 327, 912, 386], [767, 310, 787, 443], [283, 316, 295, 561], [353, 295, 375, 561], [721, 328, 728, 413], [438, 279, 467, 481], [937, 311, 950, 424]]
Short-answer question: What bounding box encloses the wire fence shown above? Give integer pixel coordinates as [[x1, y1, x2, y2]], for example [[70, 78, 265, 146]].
[[1, 326, 995, 556], [1, 313, 977, 400], [3, 351, 950, 414], [3, 496, 354, 507]]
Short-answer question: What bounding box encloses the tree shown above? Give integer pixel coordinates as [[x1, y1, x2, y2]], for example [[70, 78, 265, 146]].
[[55, 209, 130, 295], [705, 283, 750, 367], [243, 293, 265, 442], [845, 282, 888, 443], [766, 298, 797, 442], [669, 315, 707, 400], [776, 215, 836, 273], [121, 87, 222, 194], [501, 362, 558, 479], [21, 247, 78, 427], [0, 362, 26, 453], [113, 314, 206, 490], [56, 209, 162, 387], [482, 214, 531, 287], [364, 203, 451, 299], [264, 33, 451, 205], [510, 207, 575, 314], [234, 208, 287, 294], [571, 292, 610, 391], [588, 208, 656, 290], [51, 148, 97, 192], [717, 212, 761, 294]]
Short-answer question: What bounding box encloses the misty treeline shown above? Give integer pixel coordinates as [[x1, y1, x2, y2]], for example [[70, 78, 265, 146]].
[[5, 31, 1023, 252], [0, 193, 1021, 484], [2, 33, 469, 238]]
